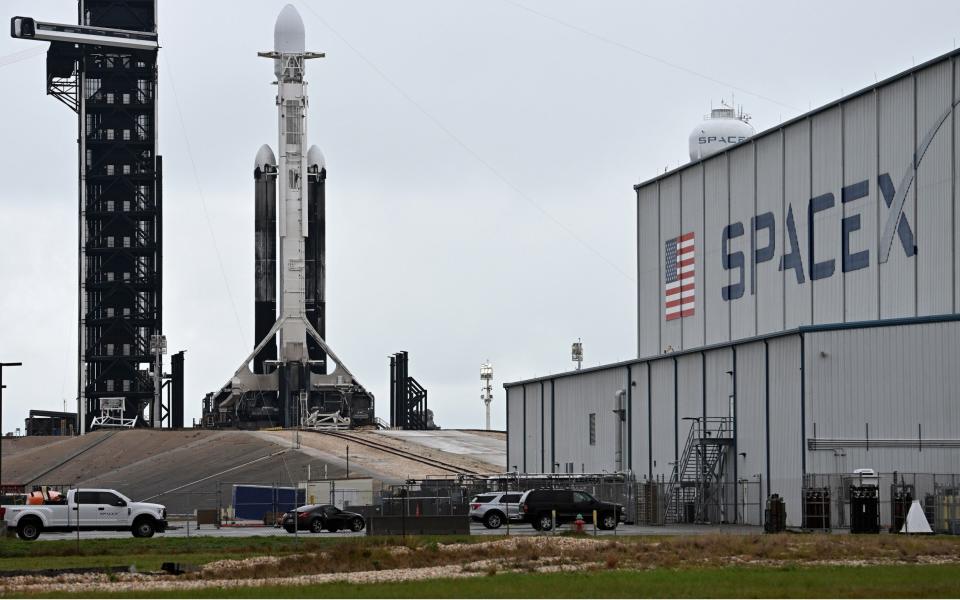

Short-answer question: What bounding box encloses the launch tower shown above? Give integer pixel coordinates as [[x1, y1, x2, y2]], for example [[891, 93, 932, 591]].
[[11, 1, 163, 433]]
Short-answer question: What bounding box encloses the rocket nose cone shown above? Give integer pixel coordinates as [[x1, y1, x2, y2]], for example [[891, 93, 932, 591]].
[[307, 145, 325, 170], [255, 144, 277, 173], [274, 4, 305, 54]]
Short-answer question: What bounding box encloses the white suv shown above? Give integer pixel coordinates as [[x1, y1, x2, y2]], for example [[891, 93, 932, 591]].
[[469, 491, 524, 529]]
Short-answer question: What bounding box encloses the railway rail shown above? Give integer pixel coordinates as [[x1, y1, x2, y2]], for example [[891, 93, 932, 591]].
[[321, 431, 480, 476]]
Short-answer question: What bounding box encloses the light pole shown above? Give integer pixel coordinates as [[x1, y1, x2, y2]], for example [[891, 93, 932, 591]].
[[0, 362, 24, 490], [480, 362, 493, 431]]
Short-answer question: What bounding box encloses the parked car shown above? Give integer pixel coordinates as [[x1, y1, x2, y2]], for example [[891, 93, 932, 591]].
[[1, 488, 167, 541], [281, 504, 365, 533], [518, 488, 622, 531], [469, 491, 524, 529]]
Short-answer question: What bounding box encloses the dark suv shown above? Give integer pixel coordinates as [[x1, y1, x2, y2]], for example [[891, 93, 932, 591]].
[[518, 488, 622, 531]]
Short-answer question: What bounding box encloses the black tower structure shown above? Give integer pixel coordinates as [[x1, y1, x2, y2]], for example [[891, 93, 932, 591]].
[[11, 1, 162, 433], [389, 352, 430, 430], [79, 1, 161, 432]]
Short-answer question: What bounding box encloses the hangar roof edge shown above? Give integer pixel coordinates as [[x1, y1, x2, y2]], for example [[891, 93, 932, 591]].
[[503, 314, 960, 389]]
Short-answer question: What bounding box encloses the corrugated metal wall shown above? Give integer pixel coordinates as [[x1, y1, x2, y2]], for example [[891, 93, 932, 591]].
[[767, 335, 803, 523], [637, 53, 960, 353], [804, 321, 960, 475], [547, 367, 629, 474], [506, 385, 524, 471], [505, 321, 960, 526]]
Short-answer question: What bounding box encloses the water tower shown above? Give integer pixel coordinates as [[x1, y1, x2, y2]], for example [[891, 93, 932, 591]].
[[688, 100, 755, 161]]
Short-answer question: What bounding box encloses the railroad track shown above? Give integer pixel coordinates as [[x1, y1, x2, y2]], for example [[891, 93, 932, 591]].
[[320, 430, 480, 476]]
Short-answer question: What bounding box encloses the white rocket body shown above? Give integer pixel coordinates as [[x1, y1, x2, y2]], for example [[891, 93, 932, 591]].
[[273, 4, 310, 362], [207, 3, 374, 430]]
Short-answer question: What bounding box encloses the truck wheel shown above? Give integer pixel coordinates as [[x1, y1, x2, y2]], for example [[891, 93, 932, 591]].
[[16, 518, 41, 541], [536, 513, 554, 532], [132, 517, 156, 538], [483, 511, 504, 529]]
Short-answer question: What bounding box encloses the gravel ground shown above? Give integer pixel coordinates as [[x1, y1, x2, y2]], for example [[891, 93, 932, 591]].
[[4, 534, 960, 596]]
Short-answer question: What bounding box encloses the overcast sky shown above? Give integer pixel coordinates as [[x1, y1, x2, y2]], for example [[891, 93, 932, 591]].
[[1, 0, 959, 433]]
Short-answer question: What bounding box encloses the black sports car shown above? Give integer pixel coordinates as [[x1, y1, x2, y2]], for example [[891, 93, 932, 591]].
[[281, 504, 366, 533]]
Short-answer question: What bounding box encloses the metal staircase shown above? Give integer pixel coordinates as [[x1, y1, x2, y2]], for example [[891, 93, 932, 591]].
[[662, 417, 733, 524]]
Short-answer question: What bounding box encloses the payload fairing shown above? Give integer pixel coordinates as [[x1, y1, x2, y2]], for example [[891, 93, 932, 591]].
[[203, 5, 373, 429]]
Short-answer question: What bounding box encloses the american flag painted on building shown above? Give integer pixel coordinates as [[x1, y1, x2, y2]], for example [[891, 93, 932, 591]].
[[664, 232, 695, 320]]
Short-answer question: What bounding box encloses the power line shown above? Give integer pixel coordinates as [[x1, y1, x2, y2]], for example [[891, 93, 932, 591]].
[[297, 1, 635, 285], [161, 53, 248, 346], [503, 0, 802, 113], [0, 47, 45, 68]]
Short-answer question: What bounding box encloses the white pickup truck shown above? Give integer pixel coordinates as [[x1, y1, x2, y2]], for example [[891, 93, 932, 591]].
[[2, 489, 168, 541]]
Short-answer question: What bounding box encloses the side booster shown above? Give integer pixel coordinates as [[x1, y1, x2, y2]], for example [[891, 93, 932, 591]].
[[254, 144, 278, 375], [305, 145, 327, 375]]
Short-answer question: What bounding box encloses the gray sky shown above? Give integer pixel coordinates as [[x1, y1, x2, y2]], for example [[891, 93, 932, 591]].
[[1, 0, 959, 432]]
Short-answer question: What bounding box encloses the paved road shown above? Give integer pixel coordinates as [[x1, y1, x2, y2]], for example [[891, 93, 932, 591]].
[[28, 521, 762, 542]]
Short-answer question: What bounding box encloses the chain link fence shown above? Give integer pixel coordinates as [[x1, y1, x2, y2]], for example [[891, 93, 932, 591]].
[[802, 472, 960, 533]]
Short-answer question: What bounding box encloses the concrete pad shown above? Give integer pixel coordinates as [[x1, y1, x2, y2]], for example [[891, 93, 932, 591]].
[[377, 430, 505, 471]]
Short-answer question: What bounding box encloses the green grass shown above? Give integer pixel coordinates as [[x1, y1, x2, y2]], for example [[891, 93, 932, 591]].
[[10, 564, 960, 598], [0, 534, 492, 572]]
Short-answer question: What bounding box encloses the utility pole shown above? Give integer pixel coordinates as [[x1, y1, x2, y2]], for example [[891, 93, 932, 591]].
[[480, 362, 493, 431], [572, 339, 583, 370]]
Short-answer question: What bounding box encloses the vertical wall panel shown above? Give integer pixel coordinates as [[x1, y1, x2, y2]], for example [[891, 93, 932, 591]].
[[631, 363, 651, 478], [659, 176, 682, 352], [545, 380, 554, 472], [704, 348, 733, 419], [767, 335, 803, 526], [650, 359, 676, 479], [523, 383, 542, 473], [955, 58, 960, 314], [676, 354, 703, 450], [756, 132, 785, 334], [878, 76, 917, 318], [681, 165, 706, 349], [638, 186, 661, 357], [842, 93, 879, 321], [735, 342, 766, 525], [811, 107, 844, 324], [729, 144, 757, 339], [916, 61, 954, 315], [783, 120, 813, 328], [704, 156, 730, 344], [506, 386, 525, 471]]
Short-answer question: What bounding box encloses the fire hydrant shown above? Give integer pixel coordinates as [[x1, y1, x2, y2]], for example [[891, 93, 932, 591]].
[[573, 513, 586, 534]]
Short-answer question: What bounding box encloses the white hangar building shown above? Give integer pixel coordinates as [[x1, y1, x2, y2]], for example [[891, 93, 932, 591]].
[[504, 47, 960, 528]]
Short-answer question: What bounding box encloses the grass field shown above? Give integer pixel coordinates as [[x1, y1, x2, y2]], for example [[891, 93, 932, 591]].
[[10, 564, 960, 599], [0, 534, 485, 571], [3, 533, 960, 598]]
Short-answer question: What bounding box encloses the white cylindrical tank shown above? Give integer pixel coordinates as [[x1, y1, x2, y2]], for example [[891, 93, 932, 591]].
[[688, 103, 755, 161]]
